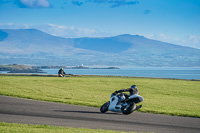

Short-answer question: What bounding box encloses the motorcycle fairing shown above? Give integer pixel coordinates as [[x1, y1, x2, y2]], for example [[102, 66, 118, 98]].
[[126, 94, 144, 104], [108, 95, 122, 112]]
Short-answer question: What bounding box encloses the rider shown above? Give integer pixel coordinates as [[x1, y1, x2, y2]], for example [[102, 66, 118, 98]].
[[113, 85, 138, 99], [58, 68, 66, 77]]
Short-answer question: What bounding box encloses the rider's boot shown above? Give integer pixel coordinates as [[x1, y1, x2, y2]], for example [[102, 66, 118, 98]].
[[135, 105, 142, 110]]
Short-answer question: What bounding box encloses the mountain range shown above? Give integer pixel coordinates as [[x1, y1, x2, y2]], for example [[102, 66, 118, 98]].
[[0, 29, 200, 67]]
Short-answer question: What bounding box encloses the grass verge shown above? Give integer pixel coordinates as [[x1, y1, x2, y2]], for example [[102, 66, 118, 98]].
[[0, 122, 137, 133], [0, 75, 199, 117]]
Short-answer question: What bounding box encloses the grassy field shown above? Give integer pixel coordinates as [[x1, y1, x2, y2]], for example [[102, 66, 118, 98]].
[[0, 75, 200, 117], [0, 122, 136, 133]]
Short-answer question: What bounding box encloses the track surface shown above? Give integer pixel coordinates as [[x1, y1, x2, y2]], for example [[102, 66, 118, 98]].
[[0, 95, 200, 133]]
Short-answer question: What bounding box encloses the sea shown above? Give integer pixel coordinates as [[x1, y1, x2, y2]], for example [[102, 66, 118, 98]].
[[42, 67, 200, 80]]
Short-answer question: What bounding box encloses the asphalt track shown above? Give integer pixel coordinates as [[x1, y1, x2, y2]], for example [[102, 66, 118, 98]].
[[0, 95, 200, 133]]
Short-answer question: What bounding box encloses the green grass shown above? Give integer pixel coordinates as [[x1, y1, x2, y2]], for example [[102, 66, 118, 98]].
[[0, 75, 200, 117], [0, 122, 137, 133]]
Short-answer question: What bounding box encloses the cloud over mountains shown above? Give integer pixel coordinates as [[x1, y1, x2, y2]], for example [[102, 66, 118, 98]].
[[0, 23, 199, 49], [0, 23, 112, 38]]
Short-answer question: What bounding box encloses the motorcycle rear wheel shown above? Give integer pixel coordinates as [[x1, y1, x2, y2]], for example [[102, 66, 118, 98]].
[[122, 103, 136, 115], [100, 101, 110, 113]]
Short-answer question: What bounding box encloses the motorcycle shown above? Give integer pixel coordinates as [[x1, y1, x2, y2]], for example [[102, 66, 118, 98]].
[[100, 92, 144, 115], [58, 73, 65, 77]]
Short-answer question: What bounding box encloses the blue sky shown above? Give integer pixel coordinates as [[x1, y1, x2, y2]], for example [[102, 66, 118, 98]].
[[0, 0, 200, 49]]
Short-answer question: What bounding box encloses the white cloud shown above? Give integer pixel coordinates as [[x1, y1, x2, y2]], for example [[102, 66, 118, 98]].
[[0, 23, 111, 38], [144, 33, 200, 49], [0, 23, 30, 29], [159, 33, 169, 40], [35, 24, 107, 38], [189, 35, 200, 44], [16, 0, 50, 8]]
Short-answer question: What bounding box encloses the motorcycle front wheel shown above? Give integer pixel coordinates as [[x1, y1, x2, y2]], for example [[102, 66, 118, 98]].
[[100, 101, 110, 113]]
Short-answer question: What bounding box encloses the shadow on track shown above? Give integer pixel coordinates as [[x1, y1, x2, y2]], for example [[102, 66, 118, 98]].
[[54, 110, 123, 115]]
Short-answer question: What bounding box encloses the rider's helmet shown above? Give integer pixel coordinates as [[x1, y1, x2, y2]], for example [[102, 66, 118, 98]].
[[131, 85, 138, 94], [61, 68, 63, 70]]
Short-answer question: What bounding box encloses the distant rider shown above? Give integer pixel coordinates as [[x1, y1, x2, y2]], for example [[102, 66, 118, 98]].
[[58, 68, 66, 77], [113, 85, 138, 99]]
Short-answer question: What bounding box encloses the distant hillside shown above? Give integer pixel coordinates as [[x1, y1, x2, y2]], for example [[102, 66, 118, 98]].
[[0, 29, 199, 67], [0, 29, 76, 55], [73, 36, 132, 53], [0, 64, 43, 73]]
